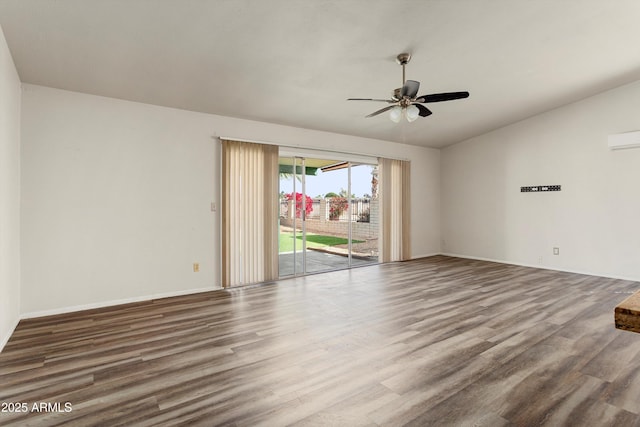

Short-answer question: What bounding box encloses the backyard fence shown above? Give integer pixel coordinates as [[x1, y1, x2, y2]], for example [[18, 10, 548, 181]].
[[279, 197, 378, 240], [280, 198, 372, 222]]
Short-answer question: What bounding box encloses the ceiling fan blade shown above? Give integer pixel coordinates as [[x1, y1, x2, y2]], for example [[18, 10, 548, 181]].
[[347, 98, 394, 103], [365, 105, 396, 118], [414, 104, 432, 117], [401, 80, 420, 98], [415, 91, 469, 103]]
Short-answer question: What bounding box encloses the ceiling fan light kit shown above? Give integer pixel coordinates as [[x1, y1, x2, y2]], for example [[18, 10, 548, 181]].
[[390, 104, 419, 123], [348, 53, 469, 123], [389, 106, 402, 123]]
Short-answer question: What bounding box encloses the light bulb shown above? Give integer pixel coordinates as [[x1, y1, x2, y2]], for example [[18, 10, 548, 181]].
[[406, 105, 419, 122], [389, 106, 402, 123]]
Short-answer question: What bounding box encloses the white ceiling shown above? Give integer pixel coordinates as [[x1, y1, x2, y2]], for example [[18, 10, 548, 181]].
[[1, 0, 640, 148]]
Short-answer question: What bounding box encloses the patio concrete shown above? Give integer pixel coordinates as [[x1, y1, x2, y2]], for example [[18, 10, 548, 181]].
[[279, 249, 377, 277]]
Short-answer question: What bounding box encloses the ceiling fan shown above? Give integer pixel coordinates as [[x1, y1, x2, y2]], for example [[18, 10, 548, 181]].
[[348, 53, 469, 123]]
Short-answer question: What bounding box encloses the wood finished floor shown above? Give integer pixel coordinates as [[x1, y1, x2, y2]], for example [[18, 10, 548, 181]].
[[2, 256, 640, 426]]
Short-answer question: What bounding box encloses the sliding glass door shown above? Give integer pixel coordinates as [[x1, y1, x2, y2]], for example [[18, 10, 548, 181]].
[[278, 155, 378, 277]]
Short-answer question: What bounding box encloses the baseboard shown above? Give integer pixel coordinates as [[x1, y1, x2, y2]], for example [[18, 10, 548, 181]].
[[20, 286, 222, 320], [0, 316, 21, 353], [440, 252, 640, 283], [411, 252, 442, 260]]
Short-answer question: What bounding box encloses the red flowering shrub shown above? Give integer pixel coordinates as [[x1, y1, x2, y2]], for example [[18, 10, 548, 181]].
[[286, 192, 314, 218], [328, 197, 348, 220]]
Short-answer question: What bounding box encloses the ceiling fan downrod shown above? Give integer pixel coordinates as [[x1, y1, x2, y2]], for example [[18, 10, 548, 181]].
[[396, 53, 411, 86]]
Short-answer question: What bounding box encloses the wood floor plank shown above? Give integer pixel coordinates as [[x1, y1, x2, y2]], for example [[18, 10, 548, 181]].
[[2, 255, 640, 426]]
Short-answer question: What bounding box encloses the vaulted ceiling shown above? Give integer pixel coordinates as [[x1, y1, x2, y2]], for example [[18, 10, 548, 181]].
[[1, 0, 640, 148]]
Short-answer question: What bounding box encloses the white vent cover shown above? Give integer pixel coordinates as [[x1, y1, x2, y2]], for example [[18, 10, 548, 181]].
[[608, 131, 640, 150]]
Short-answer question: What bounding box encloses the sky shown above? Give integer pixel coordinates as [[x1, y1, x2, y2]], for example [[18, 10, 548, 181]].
[[280, 164, 374, 199]]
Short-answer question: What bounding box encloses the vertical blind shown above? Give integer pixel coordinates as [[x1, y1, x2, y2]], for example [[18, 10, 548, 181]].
[[379, 158, 411, 262], [222, 139, 279, 287]]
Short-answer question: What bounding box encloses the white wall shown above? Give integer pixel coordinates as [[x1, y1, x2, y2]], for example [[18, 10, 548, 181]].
[[442, 79, 640, 281], [0, 24, 21, 351], [21, 85, 441, 315]]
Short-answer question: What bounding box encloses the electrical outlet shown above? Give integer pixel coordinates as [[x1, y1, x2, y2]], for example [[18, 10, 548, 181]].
[[553, 247, 560, 255], [193, 263, 200, 272]]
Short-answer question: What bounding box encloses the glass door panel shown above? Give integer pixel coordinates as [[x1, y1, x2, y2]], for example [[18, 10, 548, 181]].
[[278, 156, 304, 277], [349, 163, 379, 267], [303, 158, 349, 274]]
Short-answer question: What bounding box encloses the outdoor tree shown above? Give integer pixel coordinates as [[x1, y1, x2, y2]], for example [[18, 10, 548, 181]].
[[339, 188, 356, 198]]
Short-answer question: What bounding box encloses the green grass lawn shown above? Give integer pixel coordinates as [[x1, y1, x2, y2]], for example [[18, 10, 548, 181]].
[[279, 232, 363, 253]]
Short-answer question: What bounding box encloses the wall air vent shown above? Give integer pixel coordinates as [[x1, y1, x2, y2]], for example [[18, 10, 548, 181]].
[[608, 131, 640, 150], [521, 185, 561, 193]]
